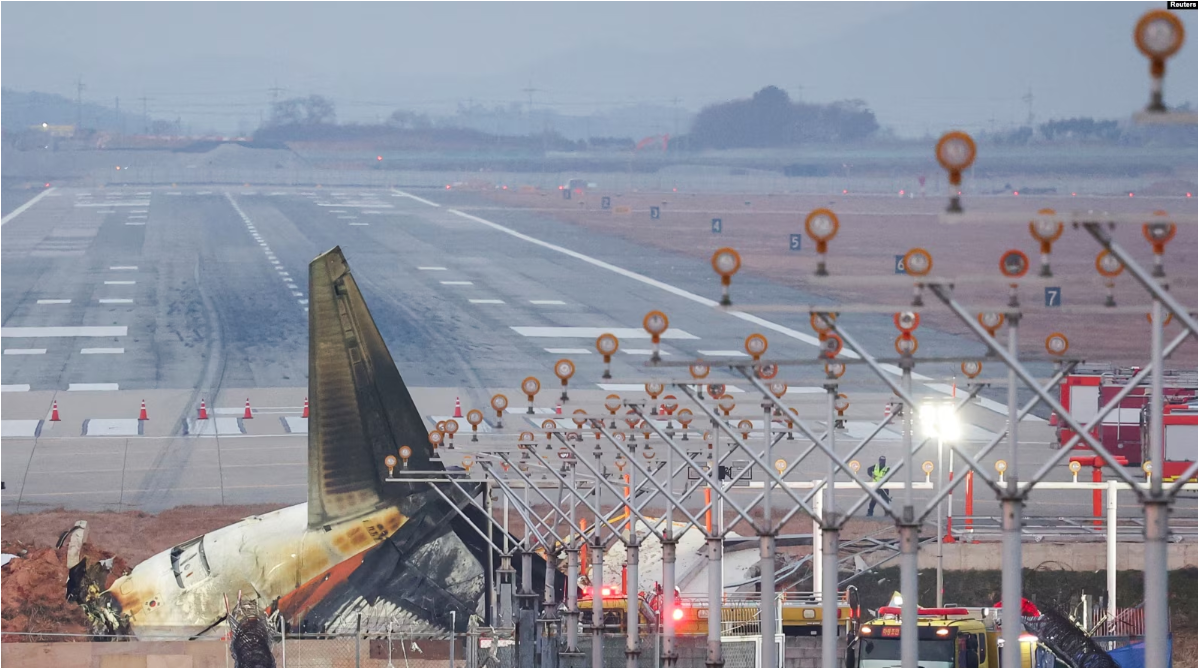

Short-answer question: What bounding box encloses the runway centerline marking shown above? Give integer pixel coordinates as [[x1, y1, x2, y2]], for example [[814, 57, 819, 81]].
[[36, 299, 71, 305], [68, 383, 120, 391], [440, 280, 474, 286], [104, 281, 136, 285], [4, 349, 47, 355], [98, 299, 133, 304], [469, 299, 505, 304], [530, 300, 566, 305]]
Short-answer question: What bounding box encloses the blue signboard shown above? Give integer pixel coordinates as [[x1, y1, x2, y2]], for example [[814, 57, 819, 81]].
[[712, 218, 722, 233], [1045, 287, 1061, 307], [650, 206, 660, 219], [601, 196, 611, 209], [894, 255, 907, 274], [789, 234, 802, 251]]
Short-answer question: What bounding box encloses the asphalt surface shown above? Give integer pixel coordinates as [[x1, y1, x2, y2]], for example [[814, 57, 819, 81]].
[[1, 185, 1193, 530]]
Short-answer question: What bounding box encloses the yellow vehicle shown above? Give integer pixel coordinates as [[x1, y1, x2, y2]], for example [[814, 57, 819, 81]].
[[577, 583, 854, 636], [853, 605, 1052, 668]]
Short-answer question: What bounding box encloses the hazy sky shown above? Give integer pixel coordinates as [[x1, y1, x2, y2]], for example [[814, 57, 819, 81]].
[[3, 2, 1195, 135]]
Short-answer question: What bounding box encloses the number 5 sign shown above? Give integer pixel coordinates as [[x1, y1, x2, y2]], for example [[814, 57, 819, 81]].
[[789, 234, 802, 251]]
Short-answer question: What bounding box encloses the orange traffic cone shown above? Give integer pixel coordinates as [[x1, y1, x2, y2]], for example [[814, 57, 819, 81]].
[[302, 397, 309, 418], [138, 400, 149, 421], [50, 400, 60, 422], [453, 397, 463, 418], [198, 399, 209, 420], [243, 398, 253, 419], [555, 402, 562, 415]]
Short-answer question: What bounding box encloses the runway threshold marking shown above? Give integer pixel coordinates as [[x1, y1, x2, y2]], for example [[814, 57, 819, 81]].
[[1, 187, 57, 227]]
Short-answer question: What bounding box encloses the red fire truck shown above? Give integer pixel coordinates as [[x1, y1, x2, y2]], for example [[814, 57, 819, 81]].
[[1053, 367, 1196, 479]]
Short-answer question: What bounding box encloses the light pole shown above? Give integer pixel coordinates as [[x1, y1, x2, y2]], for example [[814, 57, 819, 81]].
[[921, 402, 960, 608]]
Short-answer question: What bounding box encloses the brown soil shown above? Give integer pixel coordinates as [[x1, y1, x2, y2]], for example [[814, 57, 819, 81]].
[[479, 189, 1197, 366]]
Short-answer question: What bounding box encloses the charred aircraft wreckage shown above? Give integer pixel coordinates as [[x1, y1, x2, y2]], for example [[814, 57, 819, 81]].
[[68, 246, 563, 639]]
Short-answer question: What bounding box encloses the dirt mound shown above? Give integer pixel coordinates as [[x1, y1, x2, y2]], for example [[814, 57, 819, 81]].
[[1, 546, 90, 641]]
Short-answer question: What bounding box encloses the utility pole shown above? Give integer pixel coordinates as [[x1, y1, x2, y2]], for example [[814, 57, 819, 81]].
[[139, 96, 150, 134], [521, 82, 540, 136], [267, 82, 286, 125], [75, 76, 86, 132]]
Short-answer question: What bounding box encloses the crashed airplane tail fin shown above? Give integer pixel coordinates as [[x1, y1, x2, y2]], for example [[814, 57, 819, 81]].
[[307, 246, 440, 529]]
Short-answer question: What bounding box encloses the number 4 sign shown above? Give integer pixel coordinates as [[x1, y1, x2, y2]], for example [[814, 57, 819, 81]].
[[712, 218, 722, 233]]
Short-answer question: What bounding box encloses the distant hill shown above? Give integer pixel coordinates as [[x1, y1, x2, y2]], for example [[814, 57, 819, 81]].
[[1, 88, 150, 134]]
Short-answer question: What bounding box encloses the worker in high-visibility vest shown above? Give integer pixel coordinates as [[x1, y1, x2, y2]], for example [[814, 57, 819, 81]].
[[867, 455, 891, 517]]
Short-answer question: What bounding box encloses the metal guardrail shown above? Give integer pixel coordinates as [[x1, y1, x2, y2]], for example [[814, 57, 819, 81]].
[[955, 514, 1198, 539]]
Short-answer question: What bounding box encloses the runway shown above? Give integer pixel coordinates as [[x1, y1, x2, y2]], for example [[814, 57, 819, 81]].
[[1, 185, 1190, 525]]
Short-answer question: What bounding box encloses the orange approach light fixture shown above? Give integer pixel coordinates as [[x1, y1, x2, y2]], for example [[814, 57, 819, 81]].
[[1134, 10, 1185, 112], [804, 208, 840, 276], [596, 333, 619, 379], [1142, 211, 1176, 278], [643, 311, 669, 362], [935, 131, 976, 213], [1095, 250, 1125, 307], [1029, 209, 1064, 277], [711, 248, 741, 306], [521, 376, 541, 414], [555, 359, 576, 402]]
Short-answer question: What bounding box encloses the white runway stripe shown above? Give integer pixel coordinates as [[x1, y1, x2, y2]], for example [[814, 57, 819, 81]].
[[510, 326, 697, 340], [99, 299, 133, 304], [597, 383, 746, 393], [104, 280, 136, 285], [697, 350, 750, 357], [109, 266, 138, 270], [4, 348, 47, 355], [469, 299, 505, 304], [2, 326, 127, 337], [1, 384, 31, 392], [530, 300, 566, 305], [36, 299, 71, 304], [1, 187, 56, 226], [81, 348, 125, 354], [544, 348, 591, 354], [419, 267, 447, 271], [390, 189, 441, 207], [68, 383, 120, 391], [440, 281, 474, 285]]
